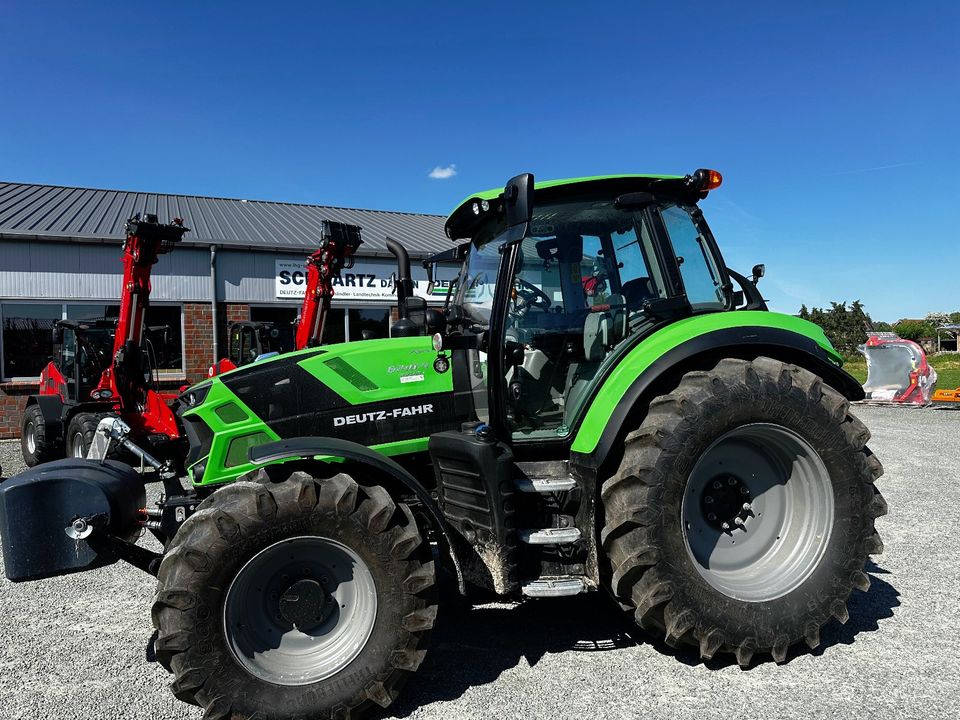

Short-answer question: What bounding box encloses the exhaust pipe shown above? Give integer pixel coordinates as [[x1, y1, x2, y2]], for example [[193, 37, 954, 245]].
[[386, 236, 414, 316]]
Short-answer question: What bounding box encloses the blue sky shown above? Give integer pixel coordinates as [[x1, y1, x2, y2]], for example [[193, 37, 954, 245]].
[[1, 2, 957, 321]]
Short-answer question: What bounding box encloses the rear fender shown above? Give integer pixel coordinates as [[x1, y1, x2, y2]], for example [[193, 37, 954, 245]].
[[24, 394, 67, 443], [571, 325, 864, 472], [248, 437, 465, 592]]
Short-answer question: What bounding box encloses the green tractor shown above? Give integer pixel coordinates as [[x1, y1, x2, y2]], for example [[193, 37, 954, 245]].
[[0, 170, 886, 720]]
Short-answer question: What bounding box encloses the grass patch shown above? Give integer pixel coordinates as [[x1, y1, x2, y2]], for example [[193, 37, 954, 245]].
[[842, 353, 960, 390]]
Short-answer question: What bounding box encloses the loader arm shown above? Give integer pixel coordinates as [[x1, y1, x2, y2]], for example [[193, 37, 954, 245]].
[[94, 214, 189, 409], [294, 222, 363, 349]]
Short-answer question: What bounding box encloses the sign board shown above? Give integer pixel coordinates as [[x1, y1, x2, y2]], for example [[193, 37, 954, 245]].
[[275, 257, 457, 303]]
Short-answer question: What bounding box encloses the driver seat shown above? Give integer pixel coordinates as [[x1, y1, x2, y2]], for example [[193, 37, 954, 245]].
[[564, 293, 627, 423]]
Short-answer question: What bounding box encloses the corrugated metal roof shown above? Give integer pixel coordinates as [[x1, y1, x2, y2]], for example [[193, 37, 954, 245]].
[[0, 181, 451, 258]]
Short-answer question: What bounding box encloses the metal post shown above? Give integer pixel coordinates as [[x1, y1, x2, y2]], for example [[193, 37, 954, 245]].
[[210, 245, 219, 363]]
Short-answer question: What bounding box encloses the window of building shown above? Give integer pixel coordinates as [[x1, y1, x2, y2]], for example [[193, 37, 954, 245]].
[[0, 302, 185, 380], [0, 304, 62, 379], [348, 308, 390, 341], [324, 308, 347, 344], [144, 305, 184, 372]]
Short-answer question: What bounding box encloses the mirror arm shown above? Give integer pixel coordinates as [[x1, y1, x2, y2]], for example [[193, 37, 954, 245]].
[[727, 268, 767, 311]]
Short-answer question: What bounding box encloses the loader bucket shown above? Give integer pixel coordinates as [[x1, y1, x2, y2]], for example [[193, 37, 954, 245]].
[[858, 333, 937, 404]]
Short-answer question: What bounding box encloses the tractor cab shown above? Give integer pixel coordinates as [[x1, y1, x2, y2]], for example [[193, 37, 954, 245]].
[[440, 171, 738, 442]]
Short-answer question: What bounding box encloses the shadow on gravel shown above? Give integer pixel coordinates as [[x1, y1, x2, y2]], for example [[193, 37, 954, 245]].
[[383, 591, 642, 718], [383, 562, 900, 715]]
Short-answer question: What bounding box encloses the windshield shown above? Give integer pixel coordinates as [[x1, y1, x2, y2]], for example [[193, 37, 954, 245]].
[[456, 236, 503, 325], [455, 199, 666, 328]]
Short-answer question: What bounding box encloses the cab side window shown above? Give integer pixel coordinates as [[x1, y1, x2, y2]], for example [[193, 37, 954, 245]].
[[660, 205, 725, 309]]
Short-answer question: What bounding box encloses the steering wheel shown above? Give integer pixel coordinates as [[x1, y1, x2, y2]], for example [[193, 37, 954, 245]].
[[512, 277, 552, 316]]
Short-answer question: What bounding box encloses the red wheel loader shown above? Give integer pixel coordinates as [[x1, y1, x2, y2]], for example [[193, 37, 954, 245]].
[[20, 214, 190, 465]]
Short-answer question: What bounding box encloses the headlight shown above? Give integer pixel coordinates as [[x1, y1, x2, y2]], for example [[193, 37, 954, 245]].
[[179, 381, 212, 408]]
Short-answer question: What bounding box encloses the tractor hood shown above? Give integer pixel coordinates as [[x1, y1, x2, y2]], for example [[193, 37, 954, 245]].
[[178, 336, 464, 487]]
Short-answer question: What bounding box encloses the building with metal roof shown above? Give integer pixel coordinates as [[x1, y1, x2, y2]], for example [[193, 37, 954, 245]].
[[0, 181, 449, 257], [0, 181, 458, 439]]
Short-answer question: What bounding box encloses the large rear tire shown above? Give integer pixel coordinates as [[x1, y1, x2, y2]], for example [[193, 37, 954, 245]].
[[152, 469, 437, 720], [21, 404, 62, 467], [601, 357, 886, 666]]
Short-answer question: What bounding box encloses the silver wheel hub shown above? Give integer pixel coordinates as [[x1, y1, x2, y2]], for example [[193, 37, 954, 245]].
[[682, 423, 834, 602], [25, 423, 36, 455], [224, 536, 377, 686]]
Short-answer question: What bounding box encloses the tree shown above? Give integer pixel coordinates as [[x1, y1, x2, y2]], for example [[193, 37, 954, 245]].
[[893, 319, 936, 342], [796, 300, 873, 359]]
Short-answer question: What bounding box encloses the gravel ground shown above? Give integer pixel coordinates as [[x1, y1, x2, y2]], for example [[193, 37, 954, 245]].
[[0, 405, 958, 720]]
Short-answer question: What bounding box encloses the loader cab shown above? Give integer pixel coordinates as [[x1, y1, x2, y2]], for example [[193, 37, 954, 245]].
[[52, 319, 116, 403], [442, 171, 732, 443], [228, 321, 296, 367]]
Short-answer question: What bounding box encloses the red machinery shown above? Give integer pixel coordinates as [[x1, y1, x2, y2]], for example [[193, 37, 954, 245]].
[[859, 333, 938, 404], [209, 221, 363, 375], [21, 214, 189, 466]]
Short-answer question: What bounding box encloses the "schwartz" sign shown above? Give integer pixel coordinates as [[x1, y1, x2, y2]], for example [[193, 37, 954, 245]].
[[275, 258, 454, 302]]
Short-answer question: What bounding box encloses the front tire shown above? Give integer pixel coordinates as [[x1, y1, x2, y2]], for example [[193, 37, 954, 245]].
[[601, 357, 886, 666], [66, 412, 99, 459], [152, 470, 437, 720], [21, 404, 62, 466]]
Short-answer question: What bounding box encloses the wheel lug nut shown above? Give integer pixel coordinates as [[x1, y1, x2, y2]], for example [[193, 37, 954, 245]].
[[708, 512, 717, 522], [721, 521, 731, 530], [735, 517, 745, 527], [728, 477, 737, 486], [740, 486, 749, 495], [704, 496, 714, 504], [713, 481, 722, 489], [742, 502, 752, 510]]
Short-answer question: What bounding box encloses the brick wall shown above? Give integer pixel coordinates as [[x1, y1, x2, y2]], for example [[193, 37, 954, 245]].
[[0, 383, 31, 440], [183, 303, 214, 384], [226, 303, 250, 324]]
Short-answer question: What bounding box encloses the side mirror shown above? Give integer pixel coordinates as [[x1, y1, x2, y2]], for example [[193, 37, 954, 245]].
[[751, 263, 765, 283], [504, 173, 534, 227]]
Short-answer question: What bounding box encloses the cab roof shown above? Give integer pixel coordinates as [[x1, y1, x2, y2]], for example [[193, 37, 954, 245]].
[[445, 173, 689, 240]]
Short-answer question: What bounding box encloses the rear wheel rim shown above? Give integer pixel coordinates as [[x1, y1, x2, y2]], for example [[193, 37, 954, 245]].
[[223, 536, 377, 686], [25, 422, 36, 455], [681, 423, 834, 602]]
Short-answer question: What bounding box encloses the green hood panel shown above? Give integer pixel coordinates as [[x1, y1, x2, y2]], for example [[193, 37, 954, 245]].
[[570, 311, 841, 454], [298, 336, 452, 403], [181, 336, 451, 486]]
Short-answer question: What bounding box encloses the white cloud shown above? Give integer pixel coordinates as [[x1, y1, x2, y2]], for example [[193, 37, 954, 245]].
[[428, 164, 457, 180]]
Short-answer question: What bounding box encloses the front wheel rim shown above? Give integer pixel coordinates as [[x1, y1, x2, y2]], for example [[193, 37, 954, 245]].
[[682, 423, 834, 602], [25, 422, 36, 455], [223, 536, 378, 686], [72, 432, 85, 458]]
